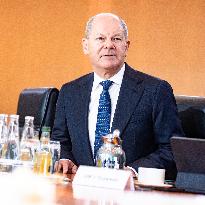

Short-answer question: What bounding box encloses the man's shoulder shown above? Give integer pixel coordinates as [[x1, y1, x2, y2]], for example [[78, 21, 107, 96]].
[[125, 63, 169, 86], [61, 72, 93, 90]]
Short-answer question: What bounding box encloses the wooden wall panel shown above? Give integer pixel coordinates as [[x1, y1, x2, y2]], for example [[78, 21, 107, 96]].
[[0, 0, 204, 113]]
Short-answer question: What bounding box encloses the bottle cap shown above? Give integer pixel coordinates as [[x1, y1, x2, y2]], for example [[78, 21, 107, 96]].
[[25, 116, 34, 121], [9, 114, 19, 119], [41, 126, 51, 132], [0, 114, 7, 120], [112, 129, 121, 145], [113, 129, 120, 137]]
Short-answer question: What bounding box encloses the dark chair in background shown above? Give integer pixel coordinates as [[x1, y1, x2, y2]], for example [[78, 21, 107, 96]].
[[175, 95, 205, 139], [17, 87, 59, 137]]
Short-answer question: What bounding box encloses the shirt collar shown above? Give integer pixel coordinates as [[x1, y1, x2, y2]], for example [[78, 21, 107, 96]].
[[93, 64, 125, 90]]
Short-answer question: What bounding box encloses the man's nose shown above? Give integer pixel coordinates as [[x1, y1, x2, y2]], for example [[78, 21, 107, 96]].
[[104, 39, 115, 48]]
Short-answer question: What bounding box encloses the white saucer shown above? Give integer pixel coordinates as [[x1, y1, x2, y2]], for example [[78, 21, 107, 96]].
[[135, 181, 173, 188]]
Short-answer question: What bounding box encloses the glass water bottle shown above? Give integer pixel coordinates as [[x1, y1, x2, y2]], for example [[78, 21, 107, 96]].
[[6, 114, 20, 160], [20, 116, 35, 161], [96, 129, 126, 169], [38, 126, 52, 175], [40, 126, 51, 151], [0, 114, 8, 158]]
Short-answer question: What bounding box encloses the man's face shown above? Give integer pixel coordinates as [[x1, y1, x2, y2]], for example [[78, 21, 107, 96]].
[[82, 15, 130, 74]]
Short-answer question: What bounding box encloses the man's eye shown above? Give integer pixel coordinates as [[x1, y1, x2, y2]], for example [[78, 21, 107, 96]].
[[96, 37, 104, 41], [113, 37, 122, 42]]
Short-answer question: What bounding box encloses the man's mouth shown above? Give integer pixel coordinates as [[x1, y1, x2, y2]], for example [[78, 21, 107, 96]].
[[101, 54, 116, 58]]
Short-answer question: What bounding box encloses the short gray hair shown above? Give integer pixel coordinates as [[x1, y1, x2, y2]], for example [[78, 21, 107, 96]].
[[85, 13, 128, 39]]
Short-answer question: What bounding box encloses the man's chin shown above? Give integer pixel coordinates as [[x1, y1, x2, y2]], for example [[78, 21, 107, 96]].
[[98, 62, 121, 70]]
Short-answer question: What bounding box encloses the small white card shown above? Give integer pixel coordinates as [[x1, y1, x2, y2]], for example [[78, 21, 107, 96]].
[[72, 165, 134, 191]]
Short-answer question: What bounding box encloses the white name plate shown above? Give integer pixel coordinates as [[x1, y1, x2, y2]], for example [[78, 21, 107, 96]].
[[72, 165, 134, 191]]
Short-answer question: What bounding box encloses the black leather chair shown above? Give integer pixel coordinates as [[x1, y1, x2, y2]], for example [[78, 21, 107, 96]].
[[17, 87, 59, 137], [175, 95, 205, 139]]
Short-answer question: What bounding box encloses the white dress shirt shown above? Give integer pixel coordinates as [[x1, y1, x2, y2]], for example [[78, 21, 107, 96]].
[[88, 64, 125, 155]]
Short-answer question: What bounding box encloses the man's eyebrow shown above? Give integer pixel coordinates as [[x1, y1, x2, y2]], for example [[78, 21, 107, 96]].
[[113, 33, 123, 36], [95, 33, 105, 36], [95, 33, 123, 36]]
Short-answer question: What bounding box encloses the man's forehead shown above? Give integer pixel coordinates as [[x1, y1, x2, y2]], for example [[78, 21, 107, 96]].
[[94, 32, 124, 37], [91, 16, 123, 33], [94, 13, 120, 21], [93, 14, 121, 26]]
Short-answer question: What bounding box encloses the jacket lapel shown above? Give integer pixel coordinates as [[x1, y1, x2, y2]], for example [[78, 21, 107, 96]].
[[111, 64, 145, 137], [74, 73, 95, 165]]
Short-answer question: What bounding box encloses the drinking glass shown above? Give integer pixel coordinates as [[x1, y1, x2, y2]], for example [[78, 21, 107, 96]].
[[33, 140, 60, 175], [49, 140, 60, 174]]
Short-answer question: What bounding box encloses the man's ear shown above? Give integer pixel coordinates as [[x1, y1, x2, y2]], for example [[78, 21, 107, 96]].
[[126, 40, 130, 51], [124, 40, 130, 57], [82, 38, 89, 55]]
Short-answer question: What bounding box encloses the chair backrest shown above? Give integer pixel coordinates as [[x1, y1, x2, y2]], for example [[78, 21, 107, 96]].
[[175, 95, 205, 139], [17, 87, 59, 136]]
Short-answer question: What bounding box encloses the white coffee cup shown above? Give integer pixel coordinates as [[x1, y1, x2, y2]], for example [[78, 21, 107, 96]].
[[138, 167, 165, 185]]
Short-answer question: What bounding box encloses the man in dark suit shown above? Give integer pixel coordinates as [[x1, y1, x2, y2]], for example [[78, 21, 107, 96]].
[[51, 13, 184, 178]]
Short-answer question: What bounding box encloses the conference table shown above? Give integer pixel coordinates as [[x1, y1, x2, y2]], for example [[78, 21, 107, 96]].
[[0, 169, 205, 204], [55, 174, 205, 205]]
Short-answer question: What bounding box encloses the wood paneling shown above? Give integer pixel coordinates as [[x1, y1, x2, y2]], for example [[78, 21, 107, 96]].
[[0, 0, 204, 113]]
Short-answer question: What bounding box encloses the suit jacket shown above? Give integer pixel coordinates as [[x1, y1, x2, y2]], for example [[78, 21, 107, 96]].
[[51, 63, 184, 179]]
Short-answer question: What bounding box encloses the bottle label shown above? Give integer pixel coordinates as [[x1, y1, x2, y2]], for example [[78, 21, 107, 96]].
[[97, 155, 120, 169], [6, 140, 19, 160]]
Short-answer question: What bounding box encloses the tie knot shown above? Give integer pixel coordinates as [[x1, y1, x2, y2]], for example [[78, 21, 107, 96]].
[[100, 80, 113, 90]]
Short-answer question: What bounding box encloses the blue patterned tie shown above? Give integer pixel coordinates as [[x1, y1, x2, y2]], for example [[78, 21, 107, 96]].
[[94, 80, 113, 159]]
